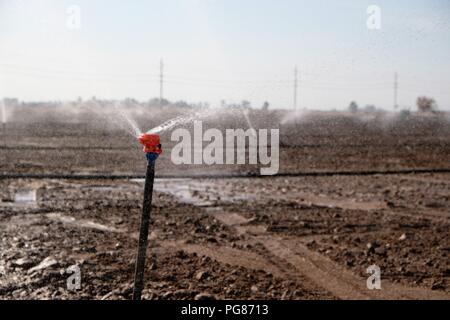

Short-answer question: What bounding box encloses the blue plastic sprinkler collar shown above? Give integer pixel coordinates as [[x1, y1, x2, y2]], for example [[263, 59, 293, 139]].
[[146, 152, 159, 164]]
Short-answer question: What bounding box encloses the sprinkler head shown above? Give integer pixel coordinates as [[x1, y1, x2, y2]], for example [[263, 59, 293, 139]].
[[138, 133, 162, 164]]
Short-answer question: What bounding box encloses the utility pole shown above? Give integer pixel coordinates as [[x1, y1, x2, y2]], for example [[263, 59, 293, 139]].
[[160, 58, 164, 106], [394, 72, 398, 109], [294, 66, 298, 110]]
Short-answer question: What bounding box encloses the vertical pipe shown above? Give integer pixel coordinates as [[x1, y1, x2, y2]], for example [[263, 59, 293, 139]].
[[132, 160, 155, 300]]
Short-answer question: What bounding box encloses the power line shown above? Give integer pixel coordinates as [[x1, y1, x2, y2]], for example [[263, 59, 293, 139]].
[[0, 66, 417, 91], [0, 63, 398, 87], [3, 63, 446, 99], [0, 63, 161, 78]]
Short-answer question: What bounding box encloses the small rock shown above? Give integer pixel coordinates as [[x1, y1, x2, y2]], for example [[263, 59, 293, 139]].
[[250, 285, 259, 293], [206, 237, 218, 243], [345, 259, 355, 267], [27, 257, 58, 274], [366, 243, 375, 254], [175, 250, 188, 259], [195, 271, 208, 281], [306, 239, 316, 247], [431, 281, 444, 291], [398, 233, 407, 241], [173, 289, 198, 299], [201, 256, 211, 263], [375, 247, 387, 256], [194, 293, 217, 300], [12, 258, 34, 268], [101, 292, 114, 300]]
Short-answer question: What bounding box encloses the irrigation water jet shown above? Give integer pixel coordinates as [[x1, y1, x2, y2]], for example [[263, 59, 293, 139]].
[[1, 122, 5, 147], [1, 104, 8, 155], [146, 108, 216, 135], [83, 100, 142, 138], [132, 133, 162, 300], [1, 101, 6, 146]]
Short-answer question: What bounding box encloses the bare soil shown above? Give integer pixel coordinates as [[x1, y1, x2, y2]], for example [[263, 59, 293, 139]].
[[0, 109, 449, 300]]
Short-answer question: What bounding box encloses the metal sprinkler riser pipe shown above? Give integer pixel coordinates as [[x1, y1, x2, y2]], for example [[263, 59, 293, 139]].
[[132, 133, 162, 300]]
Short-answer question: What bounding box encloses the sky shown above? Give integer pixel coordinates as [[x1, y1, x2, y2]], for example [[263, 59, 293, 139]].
[[0, 0, 449, 110]]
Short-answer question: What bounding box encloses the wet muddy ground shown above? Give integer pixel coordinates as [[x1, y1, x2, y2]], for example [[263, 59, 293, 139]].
[[0, 112, 449, 300]]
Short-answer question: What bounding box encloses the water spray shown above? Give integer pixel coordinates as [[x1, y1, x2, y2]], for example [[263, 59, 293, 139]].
[[1, 101, 6, 148], [132, 133, 162, 300], [147, 111, 209, 135]]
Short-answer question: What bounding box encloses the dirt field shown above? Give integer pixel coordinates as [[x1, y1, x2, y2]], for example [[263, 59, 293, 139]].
[[0, 107, 449, 300]]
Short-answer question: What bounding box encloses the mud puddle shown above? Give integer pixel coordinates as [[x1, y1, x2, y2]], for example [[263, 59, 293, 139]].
[[1, 189, 38, 207], [133, 178, 254, 207]]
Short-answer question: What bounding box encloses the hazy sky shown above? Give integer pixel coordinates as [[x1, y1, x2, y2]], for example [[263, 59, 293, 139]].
[[0, 0, 449, 110]]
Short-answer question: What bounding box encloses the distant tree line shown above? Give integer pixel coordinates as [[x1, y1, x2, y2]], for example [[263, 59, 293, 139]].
[[346, 96, 438, 113]]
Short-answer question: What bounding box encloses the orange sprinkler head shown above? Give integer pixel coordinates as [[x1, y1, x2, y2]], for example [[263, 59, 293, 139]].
[[138, 133, 162, 154]]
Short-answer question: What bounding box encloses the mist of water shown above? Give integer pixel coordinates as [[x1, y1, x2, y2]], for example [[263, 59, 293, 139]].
[[146, 109, 216, 134], [1, 101, 6, 124], [147, 114, 196, 134], [112, 102, 142, 137], [84, 100, 142, 137], [280, 109, 309, 125], [240, 107, 255, 133], [146, 104, 260, 135], [81, 99, 257, 140]]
